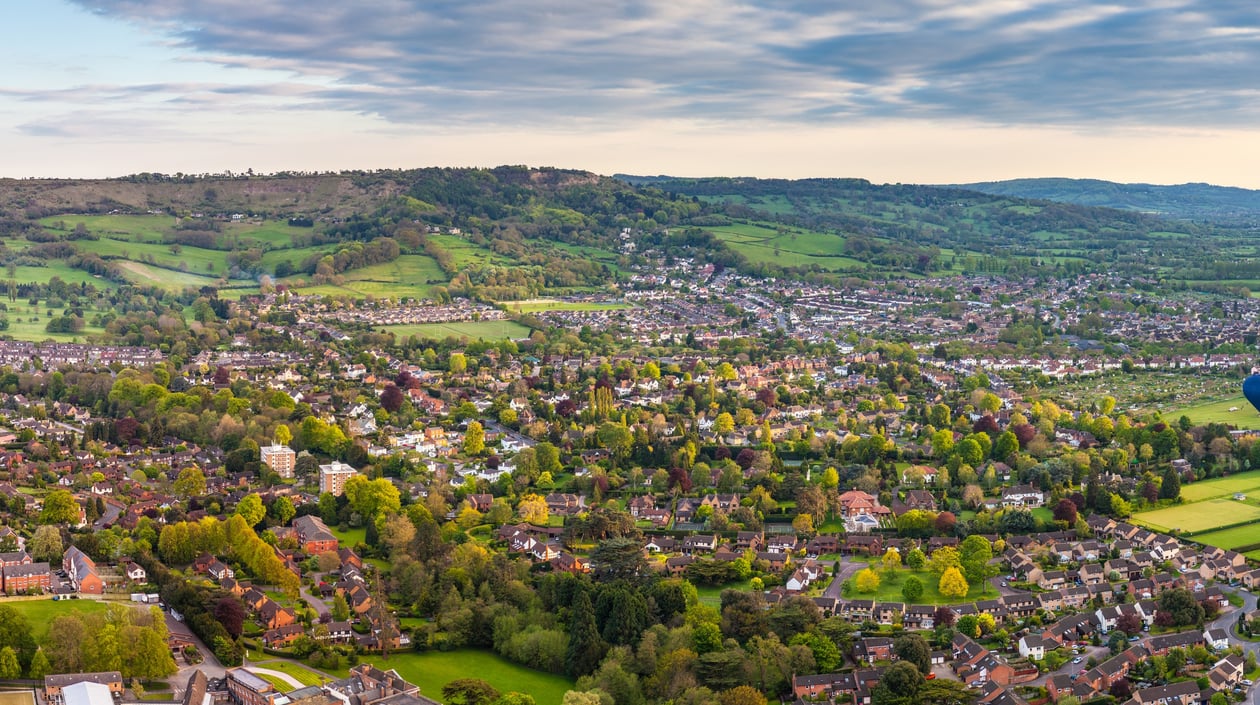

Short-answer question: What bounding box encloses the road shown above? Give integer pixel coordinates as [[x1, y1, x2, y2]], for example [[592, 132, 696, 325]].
[[1209, 589, 1260, 705], [301, 584, 331, 618], [823, 558, 866, 599]]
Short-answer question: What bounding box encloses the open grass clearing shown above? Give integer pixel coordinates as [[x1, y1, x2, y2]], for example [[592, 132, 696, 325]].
[[252, 660, 329, 687], [1133, 498, 1260, 533], [503, 299, 630, 313], [4, 598, 110, 643], [1171, 396, 1260, 430], [1192, 524, 1260, 551], [844, 565, 998, 604], [1177, 470, 1260, 502], [329, 650, 574, 704], [2, 316, 105, 343], [384, 320, 532, 341]]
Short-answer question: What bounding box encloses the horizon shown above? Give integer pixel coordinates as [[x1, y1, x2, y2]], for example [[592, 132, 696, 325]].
[[5, 2, 1260, 187]]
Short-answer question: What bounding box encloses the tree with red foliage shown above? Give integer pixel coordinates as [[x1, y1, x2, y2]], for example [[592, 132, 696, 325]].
[[1110, 679, 1132, 699], [1116, 613, 1142, 635], [1053, 498, 1078, 525], [114, 417, 141, 445], [395, 370, 420, 389], [380, 383, 404, 413], [214, 596, 246, 639], [973, 415, 1000, 434], [935, 511, 957, 535], [1011, 423, 1037, 448], [1069, 492, 1087, 510], [555, 399, 578, 417], [932, 606, 956, 627], [212, 365, 231, 385], [756, 387, 778, 408], [735, 448, 757, 470], [668, 467, 693, 493]]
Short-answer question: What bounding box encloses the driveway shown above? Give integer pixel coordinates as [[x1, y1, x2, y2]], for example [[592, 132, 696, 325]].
[[824, 558, 866, 599], [1024, 645, 1110, 688]]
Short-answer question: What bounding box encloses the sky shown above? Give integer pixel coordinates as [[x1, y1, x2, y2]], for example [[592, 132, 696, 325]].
[[4, 1, 1260, 186]]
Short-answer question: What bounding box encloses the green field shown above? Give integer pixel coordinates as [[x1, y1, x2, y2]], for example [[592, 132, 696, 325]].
[[252, 660, 329, 687], [1133, 498, 1260, 533], [2, 315, 105, 343], [330, 525, 367, 547], [695, 580, 754, 607], [357, 650, 573, 704], [1172, 396, 1260, 429], [1192, 524, 1260, 551], [504, 299, 630, 313], [5, 599, 110, 642], [704, 222, 869, 271], [385, 320, 532, 341], [845, 566, 997, 604], [1178, 470, 1260, 502]]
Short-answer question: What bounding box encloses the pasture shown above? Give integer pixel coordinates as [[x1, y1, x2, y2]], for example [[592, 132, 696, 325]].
[[1132, 498, 1260, 534], [385, 320, 532, 341], [704, 221, 869, 271], [504, 298, 630, 313]]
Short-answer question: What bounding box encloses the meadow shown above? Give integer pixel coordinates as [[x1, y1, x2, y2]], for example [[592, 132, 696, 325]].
[[1192, 525, 1260, 552], [504, 299, 630, 313], [1177, 469, 1260, 502], [704, 221, 870, 271], [311, 650, 573, 704], [1171, 396, 1260, 429]]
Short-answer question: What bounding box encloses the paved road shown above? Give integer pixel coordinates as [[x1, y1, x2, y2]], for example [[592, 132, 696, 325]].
[[1024, 645, 1110, 688], [302, 584, 331, 618], [824, 558, 866, 599], [1209, 589, 1259, 705]]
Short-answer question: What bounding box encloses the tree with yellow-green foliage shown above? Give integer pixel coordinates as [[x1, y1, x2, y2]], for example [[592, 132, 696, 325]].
[[938, 566, 969, 600], [855, 568, 881, 594]]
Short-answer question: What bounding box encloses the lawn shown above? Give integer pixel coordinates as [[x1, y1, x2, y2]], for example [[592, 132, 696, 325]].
[[330, 525, 367, 547], [252, 660, 329, 687], [2, 316, 105, 343], [1178, 470, 1260, 502], [356, 650, 572, 704], [1172, 396, 1260, 430], [1132, 498, 1260, 534], [1190, 524, 1260, 551], [845, 566, 999, 604], [6, 599, 110, 642], [251, 673, 294, 691], [695, 580, 753, 607], [385, 320, 532, 341]]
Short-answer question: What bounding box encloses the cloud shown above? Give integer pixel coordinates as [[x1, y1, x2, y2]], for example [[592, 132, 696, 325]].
[[48, 0, 1260, 130]]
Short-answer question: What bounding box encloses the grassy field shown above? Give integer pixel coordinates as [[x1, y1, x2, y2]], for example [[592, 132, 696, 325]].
[[5, 599, 110, 642], [252, 661, 329, 687], [114, 261, 224, 291], [1192, 524, 1260, 551], [845, 566, 998, 604], [695, 580, 753, 607], [1172, 396, 1260, 429], [385, 320, 532, 341], [250, 673, 294, 691], [503, 299, 630, 313], [1178, 470, 1260, 502], [355, 650, 573, 704], [1132, 498, 1260, 533], [330, 525, 367, 547], [704, 222, 869, 271], [0, 691, 34, 705]]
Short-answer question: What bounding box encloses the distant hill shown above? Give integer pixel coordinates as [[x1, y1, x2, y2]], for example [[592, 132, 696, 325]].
[[953, 178, 1260, 222]]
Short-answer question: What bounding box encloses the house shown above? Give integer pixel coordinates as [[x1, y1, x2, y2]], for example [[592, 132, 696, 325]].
[[62, 546, 103, 594], [1017, 634, 1052, 660], [226, 669, 282, 705], [292, 515, 339, 555], [1205, 628, 1230, 650], [262, 624, 306, 648], [1001, 485, 1045, 508], [1208, 654, 1245, 692], [2, 561, 50, 594], [257, 599, 297, 630], [855, 637, 895, 663], [123, 561, 147, 583], [44, 673, 124, 705], [1147, 630, 1204, 656], [1124, 680, 1201, 705]]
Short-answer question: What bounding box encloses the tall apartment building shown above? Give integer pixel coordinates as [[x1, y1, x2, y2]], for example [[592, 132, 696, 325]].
[[319, 461, 359, 496], [260, 444, 296, 478]]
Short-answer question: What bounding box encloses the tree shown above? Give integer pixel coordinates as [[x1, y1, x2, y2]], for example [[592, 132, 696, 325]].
[[443, 679, 499, 705], [27, 648, 50, 679], [792, 513, 815, 538], [517, 494, 549, 524], [901, 576, 924, 603], [893, 634, 931, 674], [213, 598, 246, 639], [934, 511, 957, 535], [881, 548, 902, 575], [321, 590, 348, 622], [958, 535, 992, 590], [1160, 465, 1182, 500], [566, 591, 605, 678], [929, 546, 961, 576], [271, 496, 296, 525], [1053, 498, 1078, 525], [235, 493, 265, 527], [1156, 587, 1204, 628], [464, 421, 486, 455], [714, 413, 735, 435], [380, 383, 404, 413], [718, 686, 766, 705], [872, 661, 923, 705], [274, 424, 293, 447], [955, 614, 980, 639], [173, 466, 207, 499], [855, 568, 881, 594], [449, 353, 468, 374], [29, 525, 63, 562], [39, 490, 79, 525], [343, 476, 402, 520], [906, 548, 927, 571], [0, 646, 18, 679], [938, 567, 969, 600]]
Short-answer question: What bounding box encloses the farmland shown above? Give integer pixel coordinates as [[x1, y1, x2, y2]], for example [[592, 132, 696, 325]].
[[1192, 525, 1260, 552], [1170, 396, 1260, 429], [1177, 469, 1260, 502], [704, 221, 870, 271], [503, 298, 630, 313]]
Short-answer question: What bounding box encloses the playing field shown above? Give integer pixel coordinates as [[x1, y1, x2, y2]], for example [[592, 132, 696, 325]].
[[1171, 396, 1260, 430], [1178, 470, 1260, 502], [1192, 524, 1260, 551], [355, 650, 572, 704], [1132, 498, 1260, 533], [0, 691, 34, 705], [385, 320, 532, 341], [3, 598, 110, 642]]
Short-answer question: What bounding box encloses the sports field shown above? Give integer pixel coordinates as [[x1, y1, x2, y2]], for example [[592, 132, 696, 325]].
[[1171, 396, 1260, 430], [1178, 469, 1260, 502], [385, 320, 532, 341], [1133, 498, 1260, 533], [1193, 524, 1260, 551]]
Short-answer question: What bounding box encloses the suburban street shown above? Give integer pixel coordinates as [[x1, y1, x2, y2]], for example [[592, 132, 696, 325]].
[[1210, 589, 1260, 705]]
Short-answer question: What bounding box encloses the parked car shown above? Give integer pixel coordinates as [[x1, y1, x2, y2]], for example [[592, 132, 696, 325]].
[[1072, 657, 1083, 664]]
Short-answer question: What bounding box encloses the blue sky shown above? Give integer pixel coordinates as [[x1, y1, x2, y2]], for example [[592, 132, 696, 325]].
[[4, 0, 1260, 185]]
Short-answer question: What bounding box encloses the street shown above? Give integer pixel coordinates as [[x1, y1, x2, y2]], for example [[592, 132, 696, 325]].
[[1209, 589, 1260, 705]]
